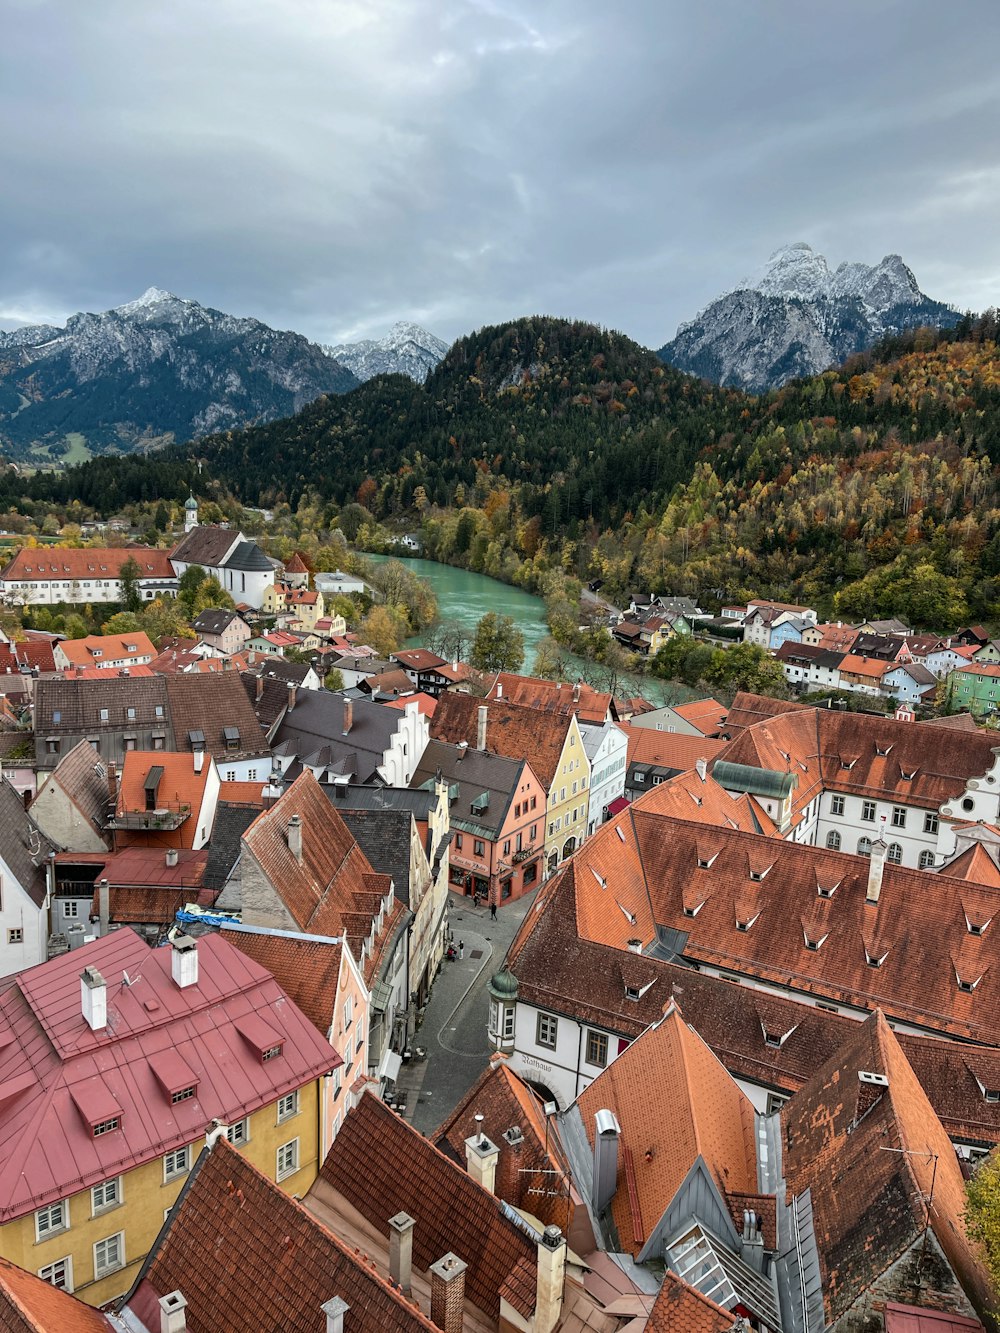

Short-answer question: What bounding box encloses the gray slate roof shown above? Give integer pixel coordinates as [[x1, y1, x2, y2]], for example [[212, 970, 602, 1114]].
[[192, 608, 242, 635], [410, 739, 522, 839], [202, 802, 260, 892], [272, 692, 399, 785], [224, 540, 272, 572], [340, 808, 415, 906], [36, 675, 171, 733]]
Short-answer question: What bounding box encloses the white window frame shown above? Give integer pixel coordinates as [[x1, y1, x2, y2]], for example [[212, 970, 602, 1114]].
[[91, 1177, 122, 1216], [163, 1145, 191, 1183], [35, 1200, 68, 1242], [276, 1138, 299, 1181], [536, 1012, 558, 1050], [226, 1118, 250, 1146], [93, 1230, 125, 1279], [277, 1090, 299, 1123], [37, 1256, 72, 1291]]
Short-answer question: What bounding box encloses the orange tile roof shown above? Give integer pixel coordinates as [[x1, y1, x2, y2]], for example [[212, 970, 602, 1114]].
[[670, 697, 728, 735], [0, 1253, 113, 1331], [940, 844, 1000, 887], [577, 1004, 758, 1256], [115, 751, 212, 850], [59, 631, 156, 668], [385, 692, 437, 717], [432, 691, 574, 788], [719, 691, 810, 735], [647, 1270, 736, 1333], [222, 927, 342, 1038], [128, 1137, 435, 1333], [284, 552, 309, 573], [617, 723, 726, 774], [215, 780, 267, 807], [781, 1012, 993, 1324], [0, 545, 173, 583], [62, 663, 156, 679]]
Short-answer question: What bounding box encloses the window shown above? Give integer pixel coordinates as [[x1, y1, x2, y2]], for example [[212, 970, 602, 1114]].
[[924, 812, 939, 834], [455, 834, 463, 850], [536, 1013, 558, 1049], [46, 739, 59, 755], [343, 994, 353, 1028], [99, 708, 109, 722], [226, 1119, 249, 1145], [825, 831, 841, 851], [503, 840, 511, 856], [163, 1146, 190, 1182], [586, 1030, 608, 1068], [92, 1116, 120, 1137], [502, 1006, 515, 1041], [474, 840, 485, 857], [126, 707, 136, 720], [861, 800, 877, 822], [887, 843, 903, 865], [7, 928, 22, 944], [92, 1178, 121, 1215], [63, 901, 79, 918], [94, 1231, 124, 1279], [278, 1090, 299, 1122], [891, 806, 906, 828], [35, 1201, 68, 1241], [919, 850, 936, 869], [38, 1258, 72, 1291], [262, 1043, 283, 1061], [857, 837, 873, 857], [171, 1087, 195, 1105], [225, 770, 236, 782], [766, 1092, 789, 1114], [276, 1139, 299, 1181]]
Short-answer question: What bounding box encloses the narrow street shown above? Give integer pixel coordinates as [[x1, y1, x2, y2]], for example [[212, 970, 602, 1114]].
[[392, 888, 536, 1134]]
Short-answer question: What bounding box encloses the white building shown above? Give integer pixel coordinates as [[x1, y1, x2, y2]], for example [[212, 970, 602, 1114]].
[[580, 720, 628, 836], [170, 525, 275, 609], [0, 781, 56, 979], [0, 547, 177, 606]]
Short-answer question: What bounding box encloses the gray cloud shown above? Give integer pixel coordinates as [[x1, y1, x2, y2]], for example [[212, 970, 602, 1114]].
[[1, 0, 999, 348]]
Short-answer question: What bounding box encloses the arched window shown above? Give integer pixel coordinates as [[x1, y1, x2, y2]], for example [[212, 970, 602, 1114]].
[[826, 831, 841, 851], [857, 837, 873, 857], [919, 849, 936, 869], [887, 843, 903, 864]]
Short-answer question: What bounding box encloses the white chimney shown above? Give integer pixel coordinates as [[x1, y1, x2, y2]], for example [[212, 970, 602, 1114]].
[[464, 1131, 500, 1194], [695, 757, 707, 782], [866, 838, 888, 905], [193, 748, 204, 775], [288, 813, 303, 862], [170, 935, 199, 989], [535, 1225, 567, 1333], [389, 1212, 416, 1295], [477, 705, 488, 751], [98, 878, 110, 937], [159, 1291, 188, 1333], [322, 1297, 349, 1333], [496, 682, 503, 699], [81, 965, 107, 1031], [165, 847, 179, 868]]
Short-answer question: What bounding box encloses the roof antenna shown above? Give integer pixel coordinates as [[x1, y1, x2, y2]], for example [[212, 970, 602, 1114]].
[[474, 1112, 487, 1148]]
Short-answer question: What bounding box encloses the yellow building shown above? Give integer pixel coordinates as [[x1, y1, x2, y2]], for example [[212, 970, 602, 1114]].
[[0, 931, 338, 1306], [542, 711, 592, 872]]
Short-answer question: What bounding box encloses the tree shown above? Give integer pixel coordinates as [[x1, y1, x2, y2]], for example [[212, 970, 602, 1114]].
[[101, 611, 142, 635], [966, 1155, 1000, 1293], [532, 636, 570, 681], [470, 612, 525, 673], [177, 564, 206, 611], [324, 667, 345, 691], [119, 557, 142, 614], [425, 619, 473, 664], [191, 577, 235, 615], [359, 605, 407, 657]]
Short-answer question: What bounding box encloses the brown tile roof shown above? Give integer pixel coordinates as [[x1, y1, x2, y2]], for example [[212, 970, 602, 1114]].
[[127, 1137, 435, 1333], [98, 883, 215, 924], [781, 1012, 994, 1324], [0, 1254, 113, 1331], [576, 1005, 758, 1257], [719, 691, 810, 736], [810, 624, 860, 654], [486, 672, 613, 724], [617, 723, 726, 774], [922, 713, 984, 731], [0, 545, 173, 583], [222, 926, 342, 1037], [44, 739, 109, 830], [838, 652, 890, 680], [320, 1091, 537, 1322], [35, 674, 171, 736], [392, 648, 448, 672], [169, 525, 239, 568], [435, 1058, 573, 1232], [431, 691, 573, 789], [939, 844, 1000, 887], [646, 1270, 736, 1333], [284, 552, 309, 573], [165, 671, 271, 761]]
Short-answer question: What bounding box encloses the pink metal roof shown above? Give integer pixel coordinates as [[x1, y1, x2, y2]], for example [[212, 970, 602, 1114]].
[[0, 931, 339, 1221]]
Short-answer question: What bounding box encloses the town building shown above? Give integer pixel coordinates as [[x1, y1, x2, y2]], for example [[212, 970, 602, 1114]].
[[0, 930, 338, 1306], [272, 691, 429, 787], [617, 725, 726, 802], [484, 672, 616, 723], [947, 662, 1000, 718], [579, 721, 629, 836], [0, 547, 177, 606], [0, 781, 55, 979], [30, 741, 112, 854], [742, 600, 817, 651], [624, 697, 728, 737], [189, 607, 251, 655], [54, 633, 156, 673], [108, 750, 221, 852], [169, 525, 275, 609]]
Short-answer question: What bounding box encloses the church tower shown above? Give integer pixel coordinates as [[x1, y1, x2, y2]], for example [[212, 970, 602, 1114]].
[[184, 493, 198, 533]]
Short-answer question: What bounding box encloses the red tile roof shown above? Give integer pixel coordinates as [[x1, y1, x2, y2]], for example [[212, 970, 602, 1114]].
[[617, 723, 726, 774], [577, 1005, 758, 1256], [719, 691, 811, 735], [0, 1254, 113, 1331], [0, 932, 338, 1222], [392, 648, 448, 672], [128, 1137, 435, 1333], [432, 692, 575, 788], [0, 546, 174, 583], [647, 1270, 736, 1333], [320, 1092, 537, 1321], [284, 552, 309, 573], [222, 926, 343, 1038], [58, 631, 155, 668], [385, 692, 437, 717], [670, 698, 728, 735], [486, 672, 613, 724]]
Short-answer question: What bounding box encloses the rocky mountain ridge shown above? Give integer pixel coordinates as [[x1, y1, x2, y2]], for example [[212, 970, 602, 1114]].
[[324, 320, 449, 383], [659, 242, 959, 392], [0, 288, 359, 458]]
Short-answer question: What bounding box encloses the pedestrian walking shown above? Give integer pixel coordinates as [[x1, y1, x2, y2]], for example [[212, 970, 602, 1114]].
[[490, 901, 497, 921], [459, 940, 464, 959]]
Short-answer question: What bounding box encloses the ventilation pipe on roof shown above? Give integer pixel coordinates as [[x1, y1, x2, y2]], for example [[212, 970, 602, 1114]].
[[592, 1109, 620, 1215], [430, 1254, 467, 1333], [535, 1226, 568, 1333], [496, 681, 503, 699], [256, 673, 264, 702], [193, 748, 204, 775], [107, 760, 117, 804], [573, 679, 582, 703], [81, 965, 107, 1031], [165, 847, 179, 868], [288, 813, 303, 862], [98, 878, 110, 937], [456, 740, 468, 763], [388, 1212, 415, 1295], [322, 1297, 349, 1333], [170, 934, 199, 989], [866, 837, 888, 905], [158, 1290, 188, 1333], [695, 757, 708, 783], [477, 705, 488, 752]]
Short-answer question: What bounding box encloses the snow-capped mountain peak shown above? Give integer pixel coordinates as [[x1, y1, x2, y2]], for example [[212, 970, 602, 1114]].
[[324, 322, 449, 383], [740, 241, 833, 301], [113, 287, 191, 316]]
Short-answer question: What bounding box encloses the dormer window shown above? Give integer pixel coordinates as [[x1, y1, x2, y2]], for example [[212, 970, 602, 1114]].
[[900, 768, 918, 781], [966, 914, 992, 937], [840, 758, 857, 770], [803, 932, 829, 952], [262, 1043, 283, 1061], [736, 912, 761, 932], [171, 1087, 196, 1105], [749, 864, 772, 882], [986, 1089, 1000, 1104], [875, 743, 893, 757], [957, 972, 982, 994], [817, 880, 841, 899], [625, 986, 641, 1001], [93, 1116, 120, 1137], [683, 902, 704, 919], [865, 948, 889, 968]]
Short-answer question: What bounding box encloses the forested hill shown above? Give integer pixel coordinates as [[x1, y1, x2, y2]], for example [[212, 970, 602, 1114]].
[[6, 312, 1000, 627]]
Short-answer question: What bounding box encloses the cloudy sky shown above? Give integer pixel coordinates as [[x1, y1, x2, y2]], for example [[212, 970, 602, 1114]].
[[2, 0, 999, 348]]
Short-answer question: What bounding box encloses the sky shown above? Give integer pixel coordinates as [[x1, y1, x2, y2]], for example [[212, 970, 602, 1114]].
[[2, 0, 999, 349]]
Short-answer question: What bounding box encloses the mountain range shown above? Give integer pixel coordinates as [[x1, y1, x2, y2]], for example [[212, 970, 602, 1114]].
[[658, 242, 960, 391], [324, 321, 449, 383]]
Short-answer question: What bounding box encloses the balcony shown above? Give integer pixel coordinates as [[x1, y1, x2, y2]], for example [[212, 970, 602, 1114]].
[[512, 846, 535, 863], [108, 802, 191, 832]]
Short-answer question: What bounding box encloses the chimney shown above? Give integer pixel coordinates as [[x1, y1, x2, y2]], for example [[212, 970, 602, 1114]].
[[98, 878, 110, 937], [456, 740, 468, 763], [452, 659, 459, 672], [627, 938, 642, 954], [205, 1118, 228, 1150], [534, 1226, 567, 1333], [695, 757, 707, 782], [193, 748, 204, 775], [256, 673, 264, 702], [464, 1130, 500, 1194], [430, 1254, 467, 1333], [81, 966, 107, 1031], [170, 934, 199, 989], [165, 847, 179, 868], [573, 679, 582, 703], [866, 838, 888, 905], [388, 1212, 416, 1295], [322, 1298, 349, 1333], [288, 813, 303, 862], [496, 682, 503, 699], [288, 683, 298, 712], [477, 705, 488, 751], [158, 1291, 188, 1333], [342, 699, 353, 735], [107, 760, 117, 804], [592, 1109, 620, 1214]]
